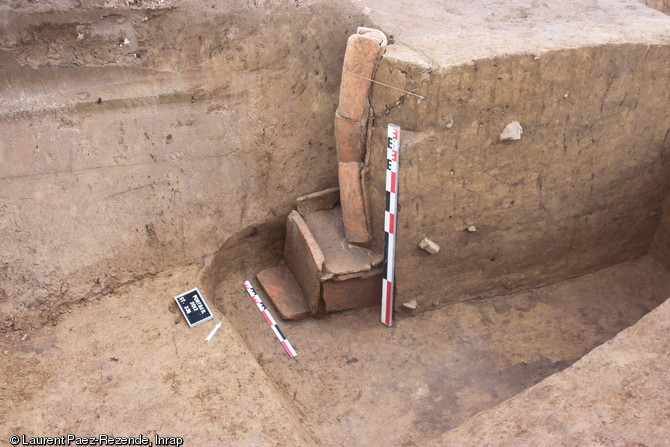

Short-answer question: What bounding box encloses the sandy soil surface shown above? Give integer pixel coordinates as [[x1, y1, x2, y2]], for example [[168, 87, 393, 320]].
[[0, 266, 315, 447], [440, 283, 670, 447], [2, 255, 669, 446], [357, 0, 670, 67]]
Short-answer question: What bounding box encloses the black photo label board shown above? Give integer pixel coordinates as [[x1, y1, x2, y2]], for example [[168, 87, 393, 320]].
[[174, 288, 214, 327]]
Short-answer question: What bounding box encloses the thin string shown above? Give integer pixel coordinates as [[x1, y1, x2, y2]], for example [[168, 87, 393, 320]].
[[344, 70, 426, 100]]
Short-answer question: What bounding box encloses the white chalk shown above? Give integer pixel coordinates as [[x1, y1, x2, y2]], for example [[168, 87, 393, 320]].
[[500, 121, 523, 141], [205, 322, 222, 342], [418, 237, 440, 254], [402, 300, 418, 310]]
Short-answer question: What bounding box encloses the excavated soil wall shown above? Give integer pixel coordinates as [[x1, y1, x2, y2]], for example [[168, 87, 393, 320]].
[[0, 0, 363, 330], [642, 0, 670, 14], [367, 43, 670, 308], [2, 0, 670, 330]]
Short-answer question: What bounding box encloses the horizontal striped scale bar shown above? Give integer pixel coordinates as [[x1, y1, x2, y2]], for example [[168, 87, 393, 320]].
[[382, 124, 400, 327], [243, 280, 297, 358]]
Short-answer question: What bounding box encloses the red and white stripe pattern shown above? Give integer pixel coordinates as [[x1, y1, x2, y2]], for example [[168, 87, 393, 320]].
[[243, 280, 297, 358], [382, 124, 400, 327]]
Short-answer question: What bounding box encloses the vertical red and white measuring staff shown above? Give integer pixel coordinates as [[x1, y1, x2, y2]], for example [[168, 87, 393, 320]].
[[382, 124, 400, 327], [243, 280, 297, 358]]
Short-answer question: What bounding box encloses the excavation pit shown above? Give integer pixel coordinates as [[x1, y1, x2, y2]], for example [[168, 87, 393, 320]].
[[208, 254, 670, 446], [1, 0, 670, 445]]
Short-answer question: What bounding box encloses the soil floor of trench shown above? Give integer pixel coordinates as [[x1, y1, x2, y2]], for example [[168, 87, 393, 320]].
[[2, 255, 669, 446]]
